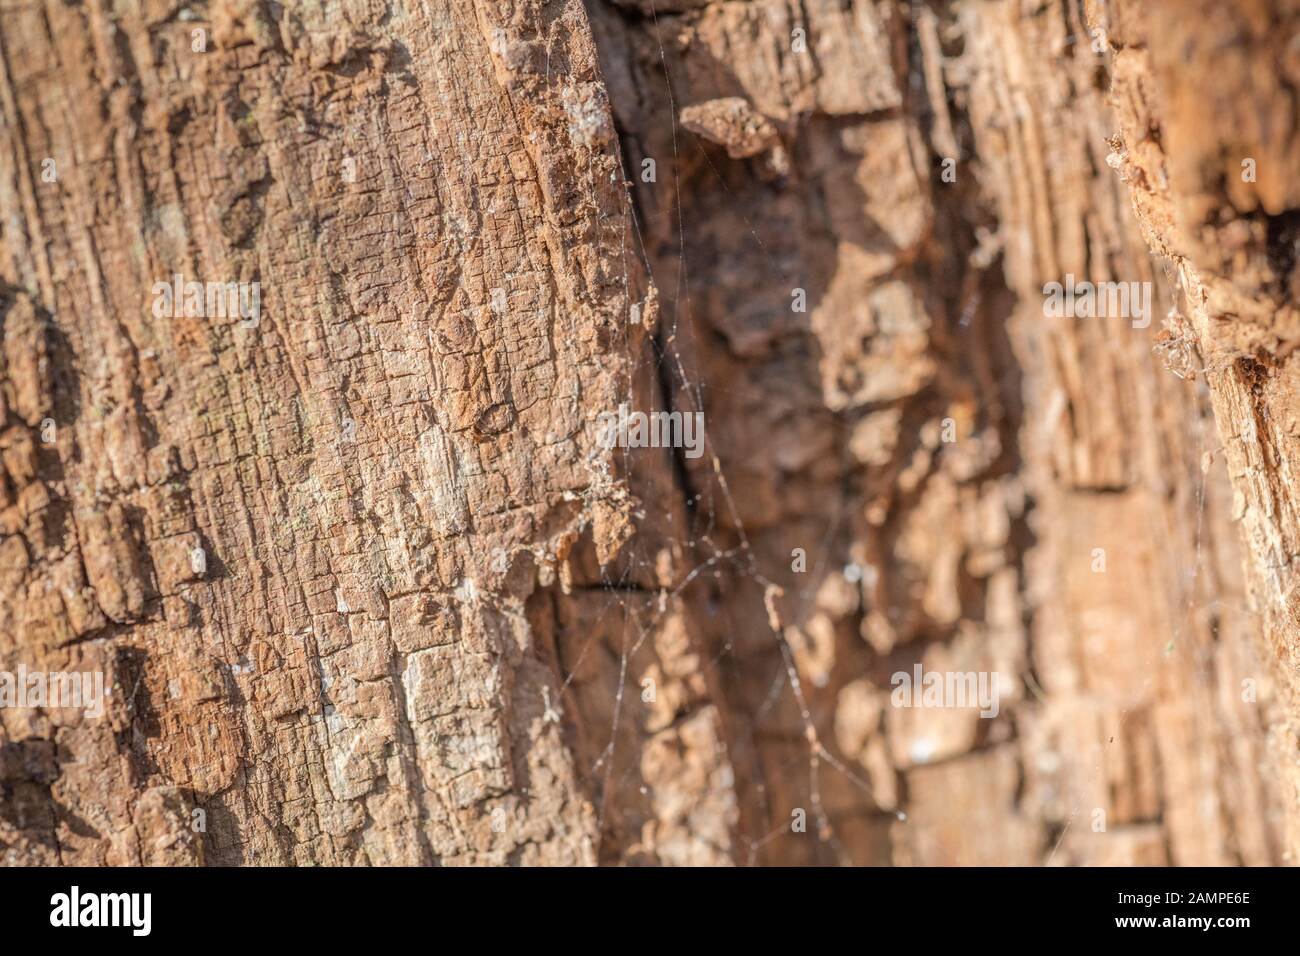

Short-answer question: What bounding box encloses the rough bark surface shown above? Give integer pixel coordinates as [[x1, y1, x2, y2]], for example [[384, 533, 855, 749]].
[[0, 0, 1293, 866], [1091, 0, 1300, 855]]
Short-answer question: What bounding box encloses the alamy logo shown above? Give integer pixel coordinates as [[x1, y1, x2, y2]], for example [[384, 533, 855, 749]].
[[1042, 274, 1151, 329], [50, 886, 151, 936], [151, 274, 260, 327], [596, 403, 705, 460], [890, 665, 1001, 718], [0, 666, 106, 718]]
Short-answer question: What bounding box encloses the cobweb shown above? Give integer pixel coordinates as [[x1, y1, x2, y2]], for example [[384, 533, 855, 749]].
[[544, 0, 1249, 868]]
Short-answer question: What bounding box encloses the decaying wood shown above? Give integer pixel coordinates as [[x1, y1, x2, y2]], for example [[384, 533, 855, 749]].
[[0, 0, 1293, 866]]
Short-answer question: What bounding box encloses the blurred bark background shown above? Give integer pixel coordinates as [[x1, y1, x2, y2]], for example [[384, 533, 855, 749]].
[[0, 0, 1294, 865]]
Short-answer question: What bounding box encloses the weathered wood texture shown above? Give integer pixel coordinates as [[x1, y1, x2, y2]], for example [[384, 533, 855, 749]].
[[1091, 0, 1300, 856], [0, 0, 1292, 865]]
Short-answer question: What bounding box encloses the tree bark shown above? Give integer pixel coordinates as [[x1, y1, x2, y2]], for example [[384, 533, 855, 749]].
[[0, 0, 1292, 866]]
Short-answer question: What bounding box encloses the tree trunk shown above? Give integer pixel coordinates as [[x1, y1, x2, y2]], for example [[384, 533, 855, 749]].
[[0, 0, 1292, 866]]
